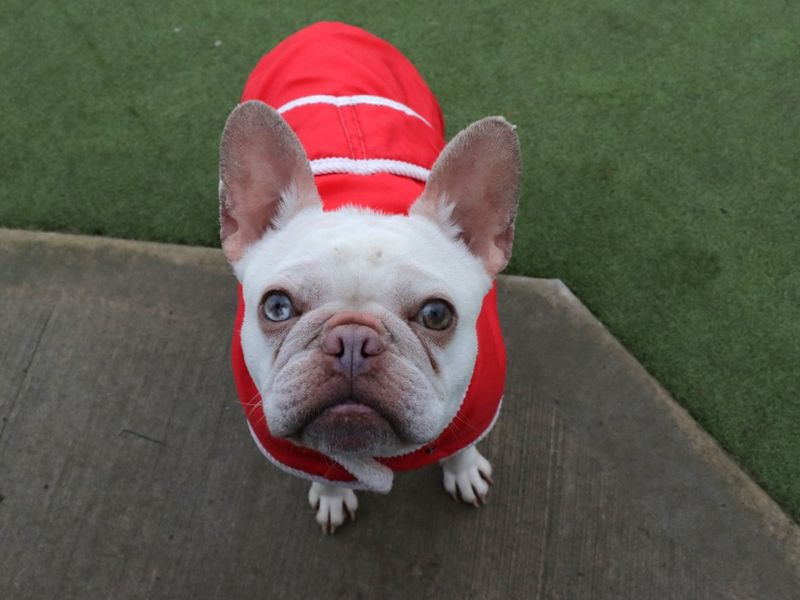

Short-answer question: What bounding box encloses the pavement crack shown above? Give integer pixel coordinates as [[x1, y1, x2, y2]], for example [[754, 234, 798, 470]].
[[535, 408, 562, 600], [119, 429, 166, 446], [0, 307, 54, 451]]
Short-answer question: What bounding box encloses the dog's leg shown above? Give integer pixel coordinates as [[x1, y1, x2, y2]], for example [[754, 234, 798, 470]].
[[308, 482, 358, 534], [440, 445, 493, 507]]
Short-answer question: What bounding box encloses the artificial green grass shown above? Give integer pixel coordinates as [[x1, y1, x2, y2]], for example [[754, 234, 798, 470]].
[[2, 1, 799, 519]]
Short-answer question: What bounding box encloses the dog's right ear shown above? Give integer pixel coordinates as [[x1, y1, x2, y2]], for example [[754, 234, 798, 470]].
[[219, 100, 322, 266]]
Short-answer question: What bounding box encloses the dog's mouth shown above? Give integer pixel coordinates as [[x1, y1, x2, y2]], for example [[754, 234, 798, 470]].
[[297, 399, 404, 455]]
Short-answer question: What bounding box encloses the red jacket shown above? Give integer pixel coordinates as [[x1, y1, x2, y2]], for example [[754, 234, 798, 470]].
[[232, 22, 506, 487]]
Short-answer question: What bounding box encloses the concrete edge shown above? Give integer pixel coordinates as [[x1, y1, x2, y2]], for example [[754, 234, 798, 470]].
[[0, 228, 227, 269], [502, 274, 800, 572], [4, 228, 799, 570]]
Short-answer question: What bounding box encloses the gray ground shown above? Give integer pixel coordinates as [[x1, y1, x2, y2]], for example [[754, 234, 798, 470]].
[[1, 229, 798, 599]]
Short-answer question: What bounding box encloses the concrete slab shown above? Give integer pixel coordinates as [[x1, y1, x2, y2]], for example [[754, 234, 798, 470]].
[[1, 228, 798, 599]]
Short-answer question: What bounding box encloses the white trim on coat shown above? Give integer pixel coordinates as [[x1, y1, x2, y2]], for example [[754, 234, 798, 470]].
[[247, 423, 369, 490], [310, 157, 430, 181]]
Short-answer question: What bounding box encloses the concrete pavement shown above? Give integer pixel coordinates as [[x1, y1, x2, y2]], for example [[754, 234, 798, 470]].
[[1, 228, 798, 599]]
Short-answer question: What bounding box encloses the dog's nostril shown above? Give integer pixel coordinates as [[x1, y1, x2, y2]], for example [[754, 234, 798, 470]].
[[321, 330, 345, 356], [361, 332, 383, 356]]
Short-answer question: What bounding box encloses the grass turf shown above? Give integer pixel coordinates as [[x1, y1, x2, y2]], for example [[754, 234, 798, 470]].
[[2, 1, 799, 519]]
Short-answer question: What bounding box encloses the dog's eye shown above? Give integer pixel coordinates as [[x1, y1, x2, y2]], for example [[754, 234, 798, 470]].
[[417, 299, 454, 331], [262, 291, 296, 322]]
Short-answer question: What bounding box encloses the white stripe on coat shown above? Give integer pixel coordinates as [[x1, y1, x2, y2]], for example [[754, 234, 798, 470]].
[[277, 94, 432, 127]]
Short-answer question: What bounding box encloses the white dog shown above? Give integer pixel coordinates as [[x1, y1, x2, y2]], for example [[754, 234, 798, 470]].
[[220, 22, 520, 533]]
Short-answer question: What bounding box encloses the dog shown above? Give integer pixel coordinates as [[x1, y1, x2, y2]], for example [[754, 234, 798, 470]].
[[219, 22, 520, 533]]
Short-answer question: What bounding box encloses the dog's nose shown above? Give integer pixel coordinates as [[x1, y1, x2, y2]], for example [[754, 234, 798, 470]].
[[322, 323, 385, 375]]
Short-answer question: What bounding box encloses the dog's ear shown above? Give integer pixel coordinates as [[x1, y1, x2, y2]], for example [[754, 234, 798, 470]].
[[219, 100, 322, 264], [411, 117, 521, 277]]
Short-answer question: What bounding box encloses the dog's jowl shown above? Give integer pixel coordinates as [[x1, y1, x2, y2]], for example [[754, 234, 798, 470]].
[[219, 22, 520, 533]]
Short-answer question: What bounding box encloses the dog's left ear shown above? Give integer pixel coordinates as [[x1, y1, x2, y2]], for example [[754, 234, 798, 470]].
[[411, 117, 521, 277]]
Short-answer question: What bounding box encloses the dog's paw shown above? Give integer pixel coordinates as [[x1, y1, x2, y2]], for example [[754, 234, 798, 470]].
[[308, 482, 358, 534], [440, 445, 494, 507]]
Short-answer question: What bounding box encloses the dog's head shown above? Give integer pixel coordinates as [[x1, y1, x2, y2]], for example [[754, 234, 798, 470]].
[[219, 101, 520, 459]]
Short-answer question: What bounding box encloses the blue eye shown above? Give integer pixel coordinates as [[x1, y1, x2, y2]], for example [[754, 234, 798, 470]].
[[417, 299, 454, 330], [262, 291, 296, 322]]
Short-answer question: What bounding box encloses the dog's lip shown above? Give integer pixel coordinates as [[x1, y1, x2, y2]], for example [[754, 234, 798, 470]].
[[296, 397, 404, 439], [300, 401, 398, 454], [323, 403, 379, 417]]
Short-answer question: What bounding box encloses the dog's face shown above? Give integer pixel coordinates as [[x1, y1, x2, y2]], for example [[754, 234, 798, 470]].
[[220, 101, 520, 460], [237, 206, 490, 457]]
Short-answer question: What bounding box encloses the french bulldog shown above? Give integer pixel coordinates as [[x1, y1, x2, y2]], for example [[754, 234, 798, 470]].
[[220, 22, 520, 533]]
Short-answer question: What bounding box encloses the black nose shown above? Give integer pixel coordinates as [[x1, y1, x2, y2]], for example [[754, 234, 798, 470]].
[[321, 324, 385, 375]]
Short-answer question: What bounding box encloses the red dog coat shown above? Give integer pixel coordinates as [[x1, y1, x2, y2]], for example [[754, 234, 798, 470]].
[[232, 22, 506, 487]]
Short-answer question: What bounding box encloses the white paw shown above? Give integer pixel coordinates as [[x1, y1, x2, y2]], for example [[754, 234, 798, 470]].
[[308, 482, 358, 534], [440, 446, 494, 507]]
